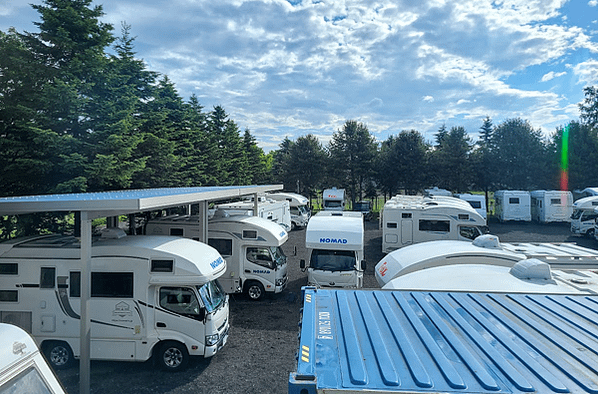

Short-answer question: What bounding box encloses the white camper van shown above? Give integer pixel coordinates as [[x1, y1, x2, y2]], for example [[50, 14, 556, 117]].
[[145, 212, 288, 300], [322, 188, 346, 211], [530, 190, 573, 223], [0, 323, 66, 394], [494, 190, 531, 222], [375, 234, 598, 287], [571, 195, 598, 237], [380, 195, 487, 253], [214, 198, 291, 231], [455, 193, 487, 220], [300, 211, 365, 288], [0, 231, 229, 372], [573, 187, 598, 200], [424, 186, 452, 197], [267, 192, 310, 230]]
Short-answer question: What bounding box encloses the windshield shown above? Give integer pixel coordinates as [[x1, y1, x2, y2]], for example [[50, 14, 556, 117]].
[[310, 249, 356, 271], [269, 246, 287, 266], [571, 209, 583, 220], [197, 280, 226, 313], [297, 205, 309, 215], [325, 200, 342, 208]]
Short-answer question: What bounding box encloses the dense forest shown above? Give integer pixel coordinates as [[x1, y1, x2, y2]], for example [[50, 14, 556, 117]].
[[2, 0, 598, 216]]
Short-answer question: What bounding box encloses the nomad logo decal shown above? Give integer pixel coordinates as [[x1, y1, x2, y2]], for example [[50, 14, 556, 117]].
[[319, 238, 348, 244], [210, 256, 225, 269]]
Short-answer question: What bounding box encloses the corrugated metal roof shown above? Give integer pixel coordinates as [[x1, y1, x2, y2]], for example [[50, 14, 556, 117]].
[[291, 288, 598, 394], [0, 185, 282, 218]]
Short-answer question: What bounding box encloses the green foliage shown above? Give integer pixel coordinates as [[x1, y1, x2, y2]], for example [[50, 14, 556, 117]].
[[430, 126, 473, 193]]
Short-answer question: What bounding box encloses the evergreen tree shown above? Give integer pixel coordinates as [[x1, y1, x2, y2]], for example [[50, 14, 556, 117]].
[[579, 86, 598, 130], [243, 129, 269, 184], [288, 134, 328, 199], [430, 126, 473, 193], [208, 106, 249, 185]]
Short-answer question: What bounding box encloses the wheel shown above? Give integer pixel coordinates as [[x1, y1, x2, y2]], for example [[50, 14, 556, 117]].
[[587, 228, 595, 238], [245, 281, 265, 301], [291, 221, 297, 231], [44, 341, 74, 370], [156, 341, 189, 372]]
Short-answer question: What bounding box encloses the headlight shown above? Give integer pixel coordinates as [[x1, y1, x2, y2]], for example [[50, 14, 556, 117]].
[[276, 278, 285, 286], [206, 334, 219, 346]]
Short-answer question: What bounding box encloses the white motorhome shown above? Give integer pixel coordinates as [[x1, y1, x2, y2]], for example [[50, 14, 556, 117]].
[[571, 195, 598, 237], [267, 192, 311, 230], [530, 190, 573, 223], [494, 190, 531, 222], [145, 211, 288, 300], [375, 234, 598, 287], [573, 187, 598, 200], [0, 323, 66, 394], [214, 198, 291, 231], [0, 230, 229, 372], [322, 187, 346, 211], [455, 193, 487, 220], [380, 195, 487, 253], [300, 211, 365, 288], [424, 186, 452, 197]]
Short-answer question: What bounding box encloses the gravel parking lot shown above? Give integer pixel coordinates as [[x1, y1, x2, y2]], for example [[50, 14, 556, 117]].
[[55, 219, 598, 394]]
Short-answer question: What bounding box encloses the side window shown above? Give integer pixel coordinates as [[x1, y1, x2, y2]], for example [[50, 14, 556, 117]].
[[459, 226, 480, 240], [0, 290, 18, 302], [0, 263, 18, 275], [159, 287, 201, 316], [208, 238, 233, 256], [246, 247, 273, 268], [401, 213, 412, 219], [509, 197, 520, 204], [40, 267, 56, 289], [91, 272, 133, 298], [419, 219, 450, 232], [386, 222, 398, 229], [70, 271, 81, 298]]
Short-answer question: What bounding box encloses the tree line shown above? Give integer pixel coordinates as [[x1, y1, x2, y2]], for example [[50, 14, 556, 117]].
[[2, 0, 598, 224]]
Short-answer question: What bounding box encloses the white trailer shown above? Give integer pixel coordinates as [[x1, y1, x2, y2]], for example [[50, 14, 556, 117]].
[[300, 211, 365, 288], [267, 192, 311, 230], [455, 193, 487, 220], [145, 211, 289, 300], [322, 187, 346, 211], [571, 195, 598, 237], [375, 234, 598, 287], [1, 323, 66, 394], [214, 198, 291, 231], [494, 190, 531, 222], [0, 230, 229, 372], [530, 190, 573, 223], [380, 195, 487, 253]]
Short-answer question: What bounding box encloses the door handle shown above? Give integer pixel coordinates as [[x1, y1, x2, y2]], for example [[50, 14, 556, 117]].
[[244, 269, 251, 273], [156, 322, 166, 328]]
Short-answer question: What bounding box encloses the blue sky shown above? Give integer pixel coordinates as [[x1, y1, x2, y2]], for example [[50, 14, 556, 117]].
[[2, 0, 598, 152]]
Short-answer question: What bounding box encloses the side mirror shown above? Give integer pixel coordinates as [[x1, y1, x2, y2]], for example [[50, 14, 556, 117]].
[[361, 260, 367, 272], [198, 308, 206, 321], [300, 259, 306, 271]]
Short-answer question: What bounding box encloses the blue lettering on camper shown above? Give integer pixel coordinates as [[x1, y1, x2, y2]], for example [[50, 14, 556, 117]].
[[319, 238, 348, 244], [210, 256, 224, 269]]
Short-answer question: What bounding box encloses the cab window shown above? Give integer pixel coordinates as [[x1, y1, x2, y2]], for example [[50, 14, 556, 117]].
[[159, 287, 202, 317], [246, 247, 273, 269]]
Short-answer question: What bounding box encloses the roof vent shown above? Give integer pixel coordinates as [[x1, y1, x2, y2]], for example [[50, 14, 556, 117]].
[[100, 227, 126, 239], [472, 234, 501, 249], [510, 259, 552, 280]]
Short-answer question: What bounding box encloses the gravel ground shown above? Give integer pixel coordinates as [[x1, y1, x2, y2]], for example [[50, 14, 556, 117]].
[[54, 218, 598, 394]]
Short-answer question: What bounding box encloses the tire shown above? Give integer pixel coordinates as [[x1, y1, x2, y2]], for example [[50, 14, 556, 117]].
[[245, 281, 265, 301], [156, 341, 189, 372], [291, 221, 297, 231], [44, 341, 74, 370], [587, 228, 595, 238]]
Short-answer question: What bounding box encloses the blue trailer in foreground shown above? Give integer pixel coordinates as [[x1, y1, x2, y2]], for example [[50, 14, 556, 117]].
[[290, 287, 598, 394]]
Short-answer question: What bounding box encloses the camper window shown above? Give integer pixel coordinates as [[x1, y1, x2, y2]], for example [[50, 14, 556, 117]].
[[0, 263, 18, 275], [550, 198, 561, 205], [1, 366, 54, 394], [169, 228, 184, 236], [509, 197, 520, 204], [0, 290, 18, 302], [242, 230, 258, 239], [467, 201, 482, 209], [419, 219, 450, 232], [40, 267, 55, 289], [246, 247, 274, 268], [208, 238, 233, 256], [91, 272, 133, 298], [386, 222, 398, 229], [151, 260, 174, 273], [402, 213, 412, 219], [160, 287, 201, 317], [69, 272, 81, 297]]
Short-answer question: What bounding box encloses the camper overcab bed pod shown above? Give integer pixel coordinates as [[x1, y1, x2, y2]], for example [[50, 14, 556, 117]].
[[455, 193, 487, 220], [0, 231, 229, 372], [0, 323, 66, 394], [322, 188, 346, 211], [571, 195, 598, 237], [214, 198, 292, 231], [268, 192, 311, 230], [494, 190, 532, 222], [300, 211, 365, 288], [375, 234, 598, 287], [380, 195, 487, 253], [530, 190, 573, 223], [145, 212, 289, 300]]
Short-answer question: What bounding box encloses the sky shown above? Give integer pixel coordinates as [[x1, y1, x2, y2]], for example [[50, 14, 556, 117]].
[[1, 0, 598, 152]]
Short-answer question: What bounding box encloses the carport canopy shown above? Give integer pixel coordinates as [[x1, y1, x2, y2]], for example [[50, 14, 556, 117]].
[[0, 185, 283, 394]]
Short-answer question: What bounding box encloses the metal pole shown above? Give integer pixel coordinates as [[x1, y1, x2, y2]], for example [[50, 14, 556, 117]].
[[79, 212, 92, 394], [253, 193, 259, 217], [199, 201, 208, 243]]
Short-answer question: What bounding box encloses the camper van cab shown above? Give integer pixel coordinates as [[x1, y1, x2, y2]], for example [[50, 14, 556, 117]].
[[0, 231, 229, 372], [494, 190, 531, 222], [530, 190, 573, 223], [267, 192, 310, 230], [300, 211, 365, 288], [322, 188, 346, 211], [571, 196, 598, 237], [146, 212, 288, 300], [380, 195, 487, 253], [0, 323, 66, 394]]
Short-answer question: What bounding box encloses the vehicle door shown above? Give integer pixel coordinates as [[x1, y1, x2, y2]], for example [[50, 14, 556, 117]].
[[155, 286, 206, 345], [244, 247, 277, 291]]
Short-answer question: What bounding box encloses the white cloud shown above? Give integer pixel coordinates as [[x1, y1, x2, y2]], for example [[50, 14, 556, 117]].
[[423, 96, 435, 103], [541, 71, 567, 82], [572, 59, 598, 85], [589, 0, 598, 7]]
